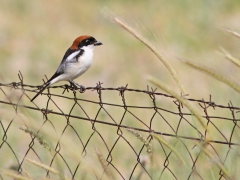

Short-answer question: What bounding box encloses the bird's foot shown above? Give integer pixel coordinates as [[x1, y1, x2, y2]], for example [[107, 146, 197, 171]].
[[69, 80, 86, 93]]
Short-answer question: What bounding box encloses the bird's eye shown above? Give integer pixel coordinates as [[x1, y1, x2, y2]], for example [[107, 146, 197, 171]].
[[85, 40, 89, 44]]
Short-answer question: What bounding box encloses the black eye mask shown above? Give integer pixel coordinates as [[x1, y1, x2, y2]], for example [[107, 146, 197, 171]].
[[78, 37, 96, 48]]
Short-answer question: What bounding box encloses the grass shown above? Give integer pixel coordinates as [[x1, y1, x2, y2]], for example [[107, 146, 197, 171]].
[[1, 0, 240, 179]]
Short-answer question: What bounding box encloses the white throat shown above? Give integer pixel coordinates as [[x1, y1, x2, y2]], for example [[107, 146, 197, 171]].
[[80, 44, 95, 60]]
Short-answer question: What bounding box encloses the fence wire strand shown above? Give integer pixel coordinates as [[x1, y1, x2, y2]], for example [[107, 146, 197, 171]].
[[0, 72, 240, 180]]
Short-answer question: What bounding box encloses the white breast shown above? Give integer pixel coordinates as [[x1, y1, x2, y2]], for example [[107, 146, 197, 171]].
[[65, 45, 95, 80]]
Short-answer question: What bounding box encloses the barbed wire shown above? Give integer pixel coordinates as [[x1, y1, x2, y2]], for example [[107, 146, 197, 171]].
[[0, 71, 239, 179]]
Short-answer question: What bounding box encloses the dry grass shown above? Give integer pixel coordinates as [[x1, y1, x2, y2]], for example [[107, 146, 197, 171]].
[[1, 0, 240, 179]]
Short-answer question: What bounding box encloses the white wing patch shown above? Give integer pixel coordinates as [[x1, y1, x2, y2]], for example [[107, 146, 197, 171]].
[[66, 50, 81, 61]]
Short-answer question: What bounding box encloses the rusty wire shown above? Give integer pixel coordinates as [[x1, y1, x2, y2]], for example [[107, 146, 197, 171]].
[[0, 71, 240, 180]]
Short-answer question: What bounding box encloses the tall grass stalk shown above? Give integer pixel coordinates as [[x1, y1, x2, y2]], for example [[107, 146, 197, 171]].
[[115, 17, 186, 95], [183, 60, 240, 93]]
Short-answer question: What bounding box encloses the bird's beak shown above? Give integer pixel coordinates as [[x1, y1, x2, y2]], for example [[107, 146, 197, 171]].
[[94, 41, 103, 46]]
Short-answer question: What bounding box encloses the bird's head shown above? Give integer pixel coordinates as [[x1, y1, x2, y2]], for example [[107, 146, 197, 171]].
[[70, 35, 102, 50]]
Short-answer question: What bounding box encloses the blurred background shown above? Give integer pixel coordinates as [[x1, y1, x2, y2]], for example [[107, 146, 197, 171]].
[[0, 0, 240, 104], [1, 1, 240, 179]]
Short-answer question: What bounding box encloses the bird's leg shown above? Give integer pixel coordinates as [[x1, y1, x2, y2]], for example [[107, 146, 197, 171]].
[[69, 80, 77, 94], [74, 81, 86, 93], [69, 80, 86, 93]]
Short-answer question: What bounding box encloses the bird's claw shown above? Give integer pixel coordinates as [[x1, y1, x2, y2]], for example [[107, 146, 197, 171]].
[[79, 85, 86, 93], [69, 80, 85, 93]]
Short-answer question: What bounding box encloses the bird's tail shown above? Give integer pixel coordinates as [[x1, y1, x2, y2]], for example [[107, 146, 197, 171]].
[[31, 82, 51, 102]]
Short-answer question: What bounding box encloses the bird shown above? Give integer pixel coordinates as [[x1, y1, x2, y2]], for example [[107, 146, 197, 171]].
[[31, 35, 102, 102]]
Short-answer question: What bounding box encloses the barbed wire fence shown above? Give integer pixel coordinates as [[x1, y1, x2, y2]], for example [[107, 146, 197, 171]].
[[0, 71, 240, 180]]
